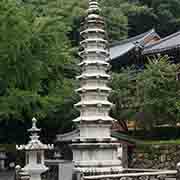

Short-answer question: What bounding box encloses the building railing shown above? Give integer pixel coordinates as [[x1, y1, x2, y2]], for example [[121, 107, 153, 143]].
[[82, 169, 178, 180]]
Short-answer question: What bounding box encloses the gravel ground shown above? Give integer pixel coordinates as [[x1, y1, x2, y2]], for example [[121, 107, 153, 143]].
[[0, 170, 14, 180]]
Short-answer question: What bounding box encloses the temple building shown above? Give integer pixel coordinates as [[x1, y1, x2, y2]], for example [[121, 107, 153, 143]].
[[143, 30, 180, 64], [110, 29, 180, 70], [109, 29, 160, 70]]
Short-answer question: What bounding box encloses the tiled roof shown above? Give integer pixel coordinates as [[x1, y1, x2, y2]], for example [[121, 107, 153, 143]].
[[110, 29, 160, 61], [111, 132, 139, 145], [110, 43, 135, 61], [143, 31, 180, 55]]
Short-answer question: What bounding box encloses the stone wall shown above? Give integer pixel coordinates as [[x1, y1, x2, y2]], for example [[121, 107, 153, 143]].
[[130, 144, 180, 170]]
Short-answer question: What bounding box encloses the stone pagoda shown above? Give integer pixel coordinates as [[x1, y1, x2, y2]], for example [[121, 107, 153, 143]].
[[71, 0, 122, 175], [16, 118, 54, 180]]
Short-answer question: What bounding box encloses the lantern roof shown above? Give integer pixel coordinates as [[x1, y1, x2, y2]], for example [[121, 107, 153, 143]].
[[16, 118, 54, 151]]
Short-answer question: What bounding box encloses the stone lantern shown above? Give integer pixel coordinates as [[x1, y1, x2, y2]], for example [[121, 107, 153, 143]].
[[16, 117, 54, 180], [0, 148, 7, 170]]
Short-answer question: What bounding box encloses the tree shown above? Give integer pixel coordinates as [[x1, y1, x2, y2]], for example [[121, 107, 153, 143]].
[[0, 0, 131, 142], [1, 0, 180, 143], [101, 0, 128, 41], [110, 56, 180, 130], [137, 56, 180, 128], [0, 0, 78, 136], [136, 0, 180, 37], [126, 5, 158, 37], [109, 67, 138, 131]]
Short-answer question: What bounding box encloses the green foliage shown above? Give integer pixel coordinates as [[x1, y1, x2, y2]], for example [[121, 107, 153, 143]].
[[110, 56, 180, 130], [131, 126, 180, 140], [1, 0, 180, 141], [101, 0, 128, 41], [136, 0, 180, 36], [0, 0, 78, 133], [137, 57, 180, 127], [126, 5, 158, 36], [110, 67, 138, 121], [99, 0, 180, 37]]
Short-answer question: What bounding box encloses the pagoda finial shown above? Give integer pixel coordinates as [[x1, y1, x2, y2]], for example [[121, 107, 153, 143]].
[[28, 117, 40, 134], [32, 117, 37, 128]]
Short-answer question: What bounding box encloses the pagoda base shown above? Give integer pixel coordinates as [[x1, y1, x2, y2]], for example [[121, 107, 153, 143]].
[[74, 166, 123, 174], [72, 142, 123, 176]]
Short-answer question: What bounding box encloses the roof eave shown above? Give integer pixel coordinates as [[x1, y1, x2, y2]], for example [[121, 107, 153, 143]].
[[143, 44, 180, 55]]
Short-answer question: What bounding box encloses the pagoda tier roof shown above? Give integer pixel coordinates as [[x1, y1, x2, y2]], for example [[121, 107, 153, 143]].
[[79, 49, 109, 57], [86, 14, 103, 20], [77, 73, 110, 79], [80, 28, 106, 35], [110, 29, 160, 61], [143, 30, 180, 55], [73, 116, 114, 122], [80, 38, 108, 45], [78, 60, 109, 66], [75, 100, 113, 107], [76, 86, 111, 92]]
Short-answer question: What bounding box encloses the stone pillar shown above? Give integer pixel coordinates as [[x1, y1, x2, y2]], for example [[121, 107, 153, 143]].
[[0, 149, 6, 170], [0, 159, 5, 170], [177, 162, 180, 179]]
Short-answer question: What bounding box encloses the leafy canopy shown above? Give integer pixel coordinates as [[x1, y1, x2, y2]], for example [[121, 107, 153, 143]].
[[110, 56, 180, 130], [0, 0, 77, 133]]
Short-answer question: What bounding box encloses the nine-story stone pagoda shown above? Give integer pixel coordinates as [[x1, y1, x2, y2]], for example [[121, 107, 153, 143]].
[[71, 0, 122, 175]]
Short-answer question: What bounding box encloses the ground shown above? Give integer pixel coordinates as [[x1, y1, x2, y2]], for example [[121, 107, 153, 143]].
[[0, 170, 14, 180]]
